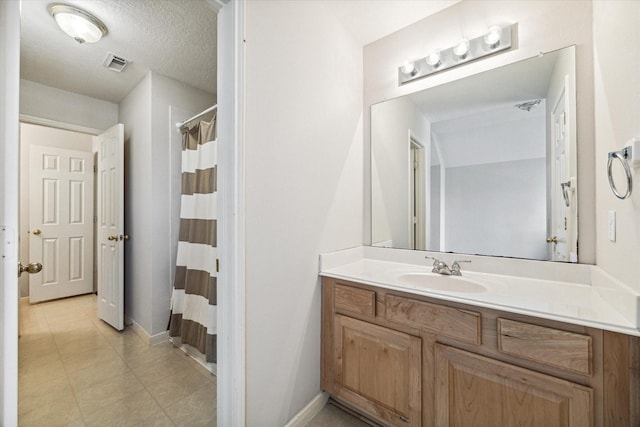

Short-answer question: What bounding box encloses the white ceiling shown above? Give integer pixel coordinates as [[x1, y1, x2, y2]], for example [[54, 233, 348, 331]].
[[20, 0, 219, 103], [20, 0, 460, 104]]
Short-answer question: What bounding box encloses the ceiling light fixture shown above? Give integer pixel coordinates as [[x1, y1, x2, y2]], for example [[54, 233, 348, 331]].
[[398, 24, 515, 85], [48, 3, 108, 44]]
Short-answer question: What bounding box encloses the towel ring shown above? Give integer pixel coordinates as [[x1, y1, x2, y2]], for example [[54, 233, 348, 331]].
[[607, 147, 633, 200]]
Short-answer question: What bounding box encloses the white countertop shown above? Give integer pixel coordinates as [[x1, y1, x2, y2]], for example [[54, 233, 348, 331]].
[[319, 246, 640, 336]]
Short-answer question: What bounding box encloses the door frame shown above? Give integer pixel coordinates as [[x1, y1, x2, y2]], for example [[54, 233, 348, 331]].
[[19, 117, 101, 301], [3, 1, 246, 424], [0, 1, 21, 424], [18, 114, 102, 300], [217, 1, 246, 426]]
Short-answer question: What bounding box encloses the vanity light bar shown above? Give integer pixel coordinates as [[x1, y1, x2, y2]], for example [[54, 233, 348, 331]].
[[398, 24, 515, 85]]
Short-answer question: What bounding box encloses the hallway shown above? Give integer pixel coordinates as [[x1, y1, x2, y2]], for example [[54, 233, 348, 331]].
[[18, 294, 216, 426]]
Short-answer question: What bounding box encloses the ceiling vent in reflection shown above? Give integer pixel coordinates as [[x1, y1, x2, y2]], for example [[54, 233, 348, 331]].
[[103, 52, 130, 72], [515, 99, 542, 112]]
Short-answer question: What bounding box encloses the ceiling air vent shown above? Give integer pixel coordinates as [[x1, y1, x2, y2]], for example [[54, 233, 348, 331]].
[[103, 52, 130, 72]]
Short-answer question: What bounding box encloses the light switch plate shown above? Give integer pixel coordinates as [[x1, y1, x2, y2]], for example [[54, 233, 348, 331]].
[[608, 210, 616, 242]]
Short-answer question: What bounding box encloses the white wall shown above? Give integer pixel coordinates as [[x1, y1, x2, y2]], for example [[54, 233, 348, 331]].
[[119, 73, 153, 333], [243, 1, 363, 425], [119, 71, 215, 336], [20, 80, 118, 131], [445, 158, 547, 259], [371, 96, 430, 247], [593, 1, 640, 290], [18, 124, 93, 297], [431, 110, 546, 259], [364, 0, 596, 264]]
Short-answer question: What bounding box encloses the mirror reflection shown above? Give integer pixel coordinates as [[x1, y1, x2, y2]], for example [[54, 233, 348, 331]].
[[371, 46, 578, 262]]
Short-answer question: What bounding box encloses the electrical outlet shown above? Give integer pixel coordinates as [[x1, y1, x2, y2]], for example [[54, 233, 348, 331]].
[[608, 210, 616, 242]]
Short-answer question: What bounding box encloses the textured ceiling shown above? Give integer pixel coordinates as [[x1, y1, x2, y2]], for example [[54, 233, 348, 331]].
[[20, 0, 458, 104], [20, 0, 218, 103]]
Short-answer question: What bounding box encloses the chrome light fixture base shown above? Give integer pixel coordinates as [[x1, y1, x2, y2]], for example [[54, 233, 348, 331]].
[[398, 24, 515, 85]]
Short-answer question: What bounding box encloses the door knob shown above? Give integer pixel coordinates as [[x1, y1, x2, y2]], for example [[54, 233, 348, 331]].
[[32, 229, 41, 235], [120, 234, 129, 241], [107, 235, 118, 241], [546, 236, 559, 244], [18, 262, 43, 277]]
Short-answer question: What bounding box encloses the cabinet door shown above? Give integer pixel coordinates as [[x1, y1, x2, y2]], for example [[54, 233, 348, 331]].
[[334, 315, 421, 427], [435, 344, 593, 426]]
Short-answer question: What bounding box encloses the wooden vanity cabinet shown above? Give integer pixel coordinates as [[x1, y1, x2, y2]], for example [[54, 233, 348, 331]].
[[333, 315, 422, 426], [435, 344, 593, 426], [321, 277, 640, 427]]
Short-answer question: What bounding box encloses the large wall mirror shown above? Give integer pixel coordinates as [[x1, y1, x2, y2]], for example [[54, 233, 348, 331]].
[[371, 46, 578, 262]]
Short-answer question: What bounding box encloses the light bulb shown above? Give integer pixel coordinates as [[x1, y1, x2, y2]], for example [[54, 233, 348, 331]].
[[401, 61, 416, 75], [426, 50, 441, 67], [453, 39, 470, 59], [54, 13, 103, 43], [484, 26, 502, 48]]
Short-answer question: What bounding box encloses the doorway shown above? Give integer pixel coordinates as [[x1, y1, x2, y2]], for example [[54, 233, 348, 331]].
[[409, 136, 426, 250], [19, 122, 96, 304]]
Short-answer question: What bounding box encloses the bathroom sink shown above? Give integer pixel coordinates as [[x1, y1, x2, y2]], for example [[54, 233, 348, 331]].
[[397, 273, 487, 293]]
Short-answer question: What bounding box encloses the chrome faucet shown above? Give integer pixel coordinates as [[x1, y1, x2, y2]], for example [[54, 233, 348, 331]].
[[451, 260, 471, 276], [425, 256, 452, 275], [426, 256, 472, 276]]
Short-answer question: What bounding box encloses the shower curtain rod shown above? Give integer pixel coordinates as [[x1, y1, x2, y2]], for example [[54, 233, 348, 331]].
[[175, 104, 218, 130]]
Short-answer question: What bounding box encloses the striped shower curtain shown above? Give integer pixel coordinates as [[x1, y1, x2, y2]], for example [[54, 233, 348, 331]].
[[169, 112, 217, 363]]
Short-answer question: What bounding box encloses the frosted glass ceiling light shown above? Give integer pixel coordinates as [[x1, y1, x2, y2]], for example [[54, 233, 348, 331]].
[[48, 3, 108, 44], [426, 50, 442, 67], [453, 39, 470, 59], [484, 26, 503, 49]]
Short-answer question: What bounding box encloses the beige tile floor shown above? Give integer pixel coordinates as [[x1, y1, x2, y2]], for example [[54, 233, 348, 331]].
[[306, 403, 371, 427], [18, 293, 368, 426], [18, 294, 217, 427]]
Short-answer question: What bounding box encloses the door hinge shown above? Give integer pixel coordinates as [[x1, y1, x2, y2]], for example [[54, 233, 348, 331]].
[[216, 259, 219, 273], [0, 226, 16, 260], [562, 111, 567, 126]]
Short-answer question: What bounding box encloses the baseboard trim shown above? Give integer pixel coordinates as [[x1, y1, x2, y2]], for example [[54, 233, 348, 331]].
[[170, 337, 217, 375], [149, 330, 170, 346], [284, 392, 329, 427], [127, 318, 169, 346]]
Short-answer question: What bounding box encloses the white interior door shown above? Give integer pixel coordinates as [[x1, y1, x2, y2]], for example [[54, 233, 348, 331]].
[[550, 89, 570, 262], [29, 146, 94, 303], [1, 0, 21, 423], [96, 124, 125, 330]]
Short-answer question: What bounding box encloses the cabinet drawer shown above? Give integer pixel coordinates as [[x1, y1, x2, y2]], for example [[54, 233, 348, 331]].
[[385, 295, 481, 344], [497, 318, 592, 375], [335, 284, 376, 318]]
